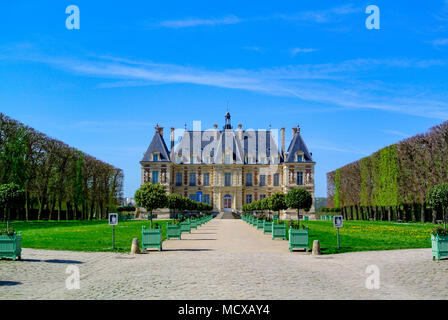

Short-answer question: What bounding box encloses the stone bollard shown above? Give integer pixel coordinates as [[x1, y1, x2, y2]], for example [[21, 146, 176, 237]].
[[312, 240, 321, 255], [131, 238, 140, 254]]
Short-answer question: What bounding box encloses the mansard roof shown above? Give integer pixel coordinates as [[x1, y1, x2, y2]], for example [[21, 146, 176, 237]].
[[284, 127, 314, 163], [141, 114, 313, 165], [171, 128, 283, 164], [141, 129, 171, 162]]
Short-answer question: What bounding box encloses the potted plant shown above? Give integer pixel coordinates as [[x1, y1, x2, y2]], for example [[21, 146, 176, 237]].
[[272, 222, 287, 240], [431, 227, 448, 260], [0, 229, 22, 261], [142, 224, 162, 251], [167, 219, 182, 240], [256, 215, 264, 230], [263, 219, 273, 234], [288, 221, 309, 252]]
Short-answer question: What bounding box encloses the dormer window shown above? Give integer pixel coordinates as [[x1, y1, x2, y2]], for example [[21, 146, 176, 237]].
[[260, 157, 266, 164], [273, 157, 279, 165], [153, 153, 159, 162], [225, 154, 231, 164], [297, 154, 303, 163]]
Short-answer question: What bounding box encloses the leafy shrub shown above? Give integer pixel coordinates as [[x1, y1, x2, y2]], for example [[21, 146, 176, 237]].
[[432, 227, 448, 237]]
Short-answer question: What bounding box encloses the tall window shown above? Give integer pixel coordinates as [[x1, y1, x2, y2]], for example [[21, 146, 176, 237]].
[[203, 173, 210, 186], [153, 153, 158, 161], [225, 173, 231, 186], [189, 194, 196, 201], [260, 194, 266, 200], [297, 172, 303, 185], [259, 174, 266, 186], [203, 194, 210, 204], [274, 173, 280, 186], [152, 171, 159, 184], [246, 173, 253, 186], [189, 173, 196, 186], [176, 172, 182, 186], [246, 194, 253, 204]]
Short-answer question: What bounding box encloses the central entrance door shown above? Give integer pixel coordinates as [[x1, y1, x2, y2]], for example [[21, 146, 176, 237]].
[[223, 194, 232, 212]]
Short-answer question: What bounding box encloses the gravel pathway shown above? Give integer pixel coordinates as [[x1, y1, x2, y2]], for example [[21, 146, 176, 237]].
[[1, 219, 447, 300]]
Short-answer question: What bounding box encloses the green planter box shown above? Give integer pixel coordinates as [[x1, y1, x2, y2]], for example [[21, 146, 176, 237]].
[[0, 232, 22, 261], [142, 226, 162, 251], [190, 220, 198, 229], [180, 221, 191, 234], [257, 219, 264, 230], [304, 216, 309, 221], [273, 215, 279, 223], [272, 224, 287, 240], [289, 228, 309, 252], [263, 221, 273, 234], [167, 225, 181, 240], [432, 234, 448, 260]]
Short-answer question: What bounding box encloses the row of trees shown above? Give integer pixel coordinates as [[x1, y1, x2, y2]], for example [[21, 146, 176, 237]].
[[134, 183, 212, 227], [0, 113, 124, 221], [327, 120, 448, 223], [242, 188, 313, 220]]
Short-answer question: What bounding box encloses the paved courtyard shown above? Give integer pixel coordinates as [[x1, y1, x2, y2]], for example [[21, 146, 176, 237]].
[[1, 218, 447, 300]]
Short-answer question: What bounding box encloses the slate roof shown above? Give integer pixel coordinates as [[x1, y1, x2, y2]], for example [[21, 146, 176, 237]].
[[284, 128, 313, 163], [141, 130, 171, 162], [142, 118, 313, 164]]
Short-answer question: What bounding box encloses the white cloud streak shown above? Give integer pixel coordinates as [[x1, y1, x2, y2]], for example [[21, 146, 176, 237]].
[[3, 50, 448, 120]]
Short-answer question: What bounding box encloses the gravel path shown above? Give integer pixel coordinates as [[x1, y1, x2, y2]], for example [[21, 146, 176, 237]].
[[1, 219, 447, 300]]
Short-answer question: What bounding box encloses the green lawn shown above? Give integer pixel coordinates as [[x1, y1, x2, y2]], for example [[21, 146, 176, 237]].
[[286, 220, 435, 254], [4, 219, 437, 255], [6, 220, 171, 253]]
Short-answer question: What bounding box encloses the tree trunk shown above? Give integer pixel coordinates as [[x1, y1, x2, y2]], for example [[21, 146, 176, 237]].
[[57, 199, 62, 221], [432, 208, 437, 224], [421, 203, 425, 223], [25, 189, 30, 221]]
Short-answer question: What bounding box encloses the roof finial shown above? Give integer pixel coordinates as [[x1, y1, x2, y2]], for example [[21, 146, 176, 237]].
[[184, 123, 187, 130]]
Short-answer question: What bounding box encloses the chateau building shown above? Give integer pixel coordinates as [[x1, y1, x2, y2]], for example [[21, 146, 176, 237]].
[[140, 113, 315, 215]]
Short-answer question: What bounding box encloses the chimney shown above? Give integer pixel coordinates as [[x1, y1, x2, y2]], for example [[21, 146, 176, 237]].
[[292, 127, 298, 136], [155, 124, 164, 136], [170, 127, 175, 150], [238, 124, 243, 140], [213, 124, 218, 139], [281, 127, 285, 156]]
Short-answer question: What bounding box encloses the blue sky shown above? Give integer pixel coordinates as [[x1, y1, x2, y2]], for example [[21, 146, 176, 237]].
[[1, 1, 447, 197]]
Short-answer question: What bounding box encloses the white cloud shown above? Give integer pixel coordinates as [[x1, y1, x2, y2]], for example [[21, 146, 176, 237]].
[[291, 48, 317, 55], [158, 15, 241, 28], [381, 130, 410, 138], [432, 38, 448, 46], [5, 51, 448, 120]]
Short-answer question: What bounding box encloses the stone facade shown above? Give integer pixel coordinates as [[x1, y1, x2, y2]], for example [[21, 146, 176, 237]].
[[140, 113, 315, 215]]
